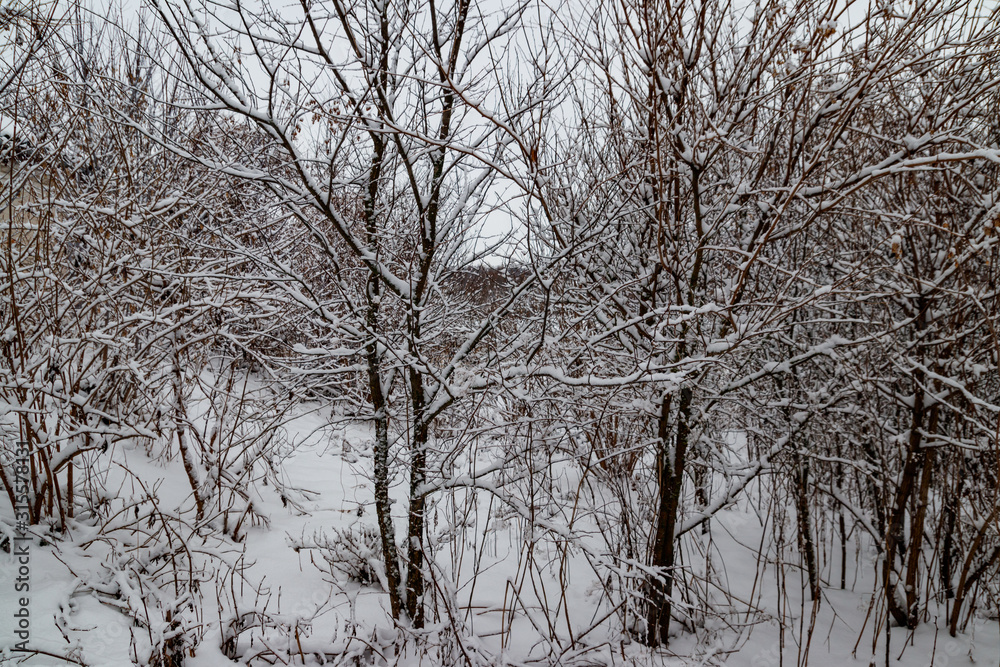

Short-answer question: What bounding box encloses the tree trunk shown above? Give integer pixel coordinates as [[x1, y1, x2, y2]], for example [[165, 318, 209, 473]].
[[940, 472, 960, 600], [366, 276, 402, 621], [883, 377, 925, 628], [646, 386, 691, 646], [794, 449, 820, 600], [405, 413, 428, 626]]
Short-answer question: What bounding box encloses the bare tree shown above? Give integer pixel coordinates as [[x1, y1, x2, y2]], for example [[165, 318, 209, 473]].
[[147, 0, 572, 630], [551, 0, 1000, 646]]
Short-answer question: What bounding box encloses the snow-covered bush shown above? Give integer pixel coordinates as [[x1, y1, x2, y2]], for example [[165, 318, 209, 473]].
[[294, 526, 386, 589]]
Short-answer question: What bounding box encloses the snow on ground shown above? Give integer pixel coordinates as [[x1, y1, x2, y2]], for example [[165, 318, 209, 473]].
[[1, 405, 998, 666]]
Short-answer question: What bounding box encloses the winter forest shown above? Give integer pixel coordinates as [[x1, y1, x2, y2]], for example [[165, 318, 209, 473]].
[[1, 0, 1000, 664]]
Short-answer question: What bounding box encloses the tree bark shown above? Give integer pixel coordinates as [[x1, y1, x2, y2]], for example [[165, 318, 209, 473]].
[[794, 449, 820, 600], [366, 275, 403, 621], [646, 386, 691, 646]]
